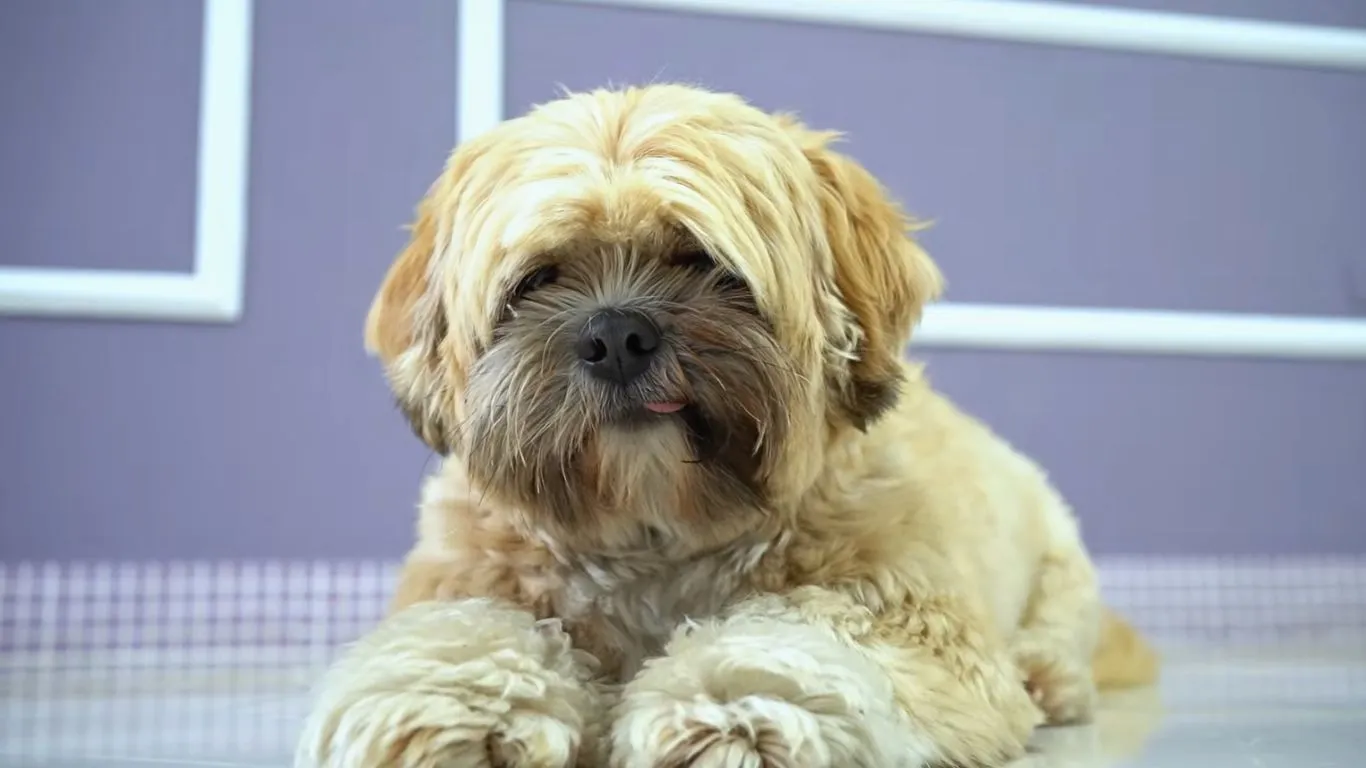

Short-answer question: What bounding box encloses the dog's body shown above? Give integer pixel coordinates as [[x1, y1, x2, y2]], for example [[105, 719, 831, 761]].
[[297, 84, 1157, 768]]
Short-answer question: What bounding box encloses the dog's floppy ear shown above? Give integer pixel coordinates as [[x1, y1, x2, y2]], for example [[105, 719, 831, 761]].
[[365, 198, 439, 364], [366, 136, 493, 364], [364, 195, 454, 453], [790, 123, 944, 429], [365, 136, 500, 453]]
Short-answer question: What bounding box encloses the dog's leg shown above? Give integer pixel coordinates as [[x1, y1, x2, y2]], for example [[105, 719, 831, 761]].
[[1009, 547, 1102, 726], [296, 598, 605, 768], [610, 586, 1038, 768]]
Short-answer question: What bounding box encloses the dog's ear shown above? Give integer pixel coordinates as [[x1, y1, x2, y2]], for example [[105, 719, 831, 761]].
[[789, 123, 944, 429], [365, 198, 439, 364], [364, 195, 454, 453], [366, 136, 494, 364], [365, 136, 502, 453]]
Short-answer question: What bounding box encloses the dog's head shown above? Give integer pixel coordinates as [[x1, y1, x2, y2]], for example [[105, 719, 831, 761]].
[[365, 85, 941, 551]]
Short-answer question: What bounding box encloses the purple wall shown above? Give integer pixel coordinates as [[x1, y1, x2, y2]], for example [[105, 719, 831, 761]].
[[1, 0, 452, 561], [2, 0, 1364, 560], [0, 0, 201, 271]]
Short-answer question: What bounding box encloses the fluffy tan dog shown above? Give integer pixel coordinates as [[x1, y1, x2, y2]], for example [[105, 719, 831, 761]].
[[296, 84, 1157, 768]]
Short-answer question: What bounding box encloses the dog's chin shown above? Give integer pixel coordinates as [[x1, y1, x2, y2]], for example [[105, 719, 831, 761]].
[[458, 387, 774, 556], [602, 403, 725, 461]]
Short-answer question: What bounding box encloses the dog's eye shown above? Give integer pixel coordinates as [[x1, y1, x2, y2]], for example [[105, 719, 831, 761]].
[[715, 272, 748, 292], [674, 250, 717, 272], [674, 250, 746, 291], [512, 265, 559, 299]]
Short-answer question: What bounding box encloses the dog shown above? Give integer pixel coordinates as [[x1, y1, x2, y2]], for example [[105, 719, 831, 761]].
[[296, 83, 1158, 768]]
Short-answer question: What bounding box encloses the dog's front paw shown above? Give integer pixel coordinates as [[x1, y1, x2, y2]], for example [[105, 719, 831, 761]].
[[612, 691, 837, 768], [304, 694, 581, 765], [300, 691, 583, 768], [611, 618, 914, 768], [295, 599, 602, 768]]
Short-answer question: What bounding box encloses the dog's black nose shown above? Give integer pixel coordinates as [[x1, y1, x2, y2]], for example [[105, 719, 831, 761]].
[[576, 309, 660, 385]]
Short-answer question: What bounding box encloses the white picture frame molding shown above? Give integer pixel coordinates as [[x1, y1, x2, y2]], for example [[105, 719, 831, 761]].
[[458, 0, 1366, 360], [0, 0, 253, 323]]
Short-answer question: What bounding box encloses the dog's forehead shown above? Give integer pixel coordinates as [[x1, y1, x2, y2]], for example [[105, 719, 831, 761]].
[[490, 102, 812, 268]]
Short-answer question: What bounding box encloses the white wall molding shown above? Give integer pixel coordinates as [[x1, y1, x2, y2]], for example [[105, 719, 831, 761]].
[[0, 0, 253, 323], [458, 0, 1366, 359], [457, 0, 506, 143], [917, 303, 1366, 359], [556, 0, 1366, 72]]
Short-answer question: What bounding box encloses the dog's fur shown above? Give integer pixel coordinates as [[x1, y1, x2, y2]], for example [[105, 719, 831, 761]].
[[296, 84, 1158, 768]]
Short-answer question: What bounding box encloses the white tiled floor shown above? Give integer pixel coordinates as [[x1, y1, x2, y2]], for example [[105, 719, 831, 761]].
[[2, 651, 1363, 767], [1022, 659, 1366, 767]]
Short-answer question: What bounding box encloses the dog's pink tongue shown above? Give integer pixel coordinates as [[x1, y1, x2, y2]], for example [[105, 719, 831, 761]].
[[644, 402, 686, 414]]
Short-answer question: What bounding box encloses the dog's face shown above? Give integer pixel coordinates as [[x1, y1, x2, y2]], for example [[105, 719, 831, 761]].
[[365, 85, 942, 551]]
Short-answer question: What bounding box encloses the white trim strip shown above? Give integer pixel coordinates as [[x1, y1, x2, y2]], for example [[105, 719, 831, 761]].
[[459, 0, 1366, 359], [0, 0, 253, 323], [916, 303, 1366, 359], [554, 0, 1366, 71], [458, 0, 506, 143], [188, 0, 253, 321]]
